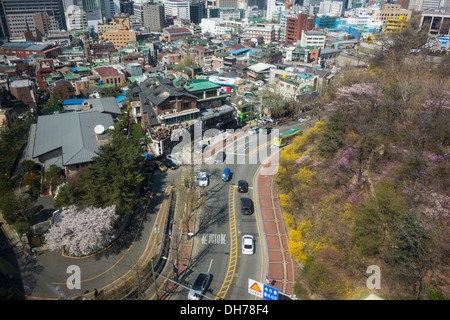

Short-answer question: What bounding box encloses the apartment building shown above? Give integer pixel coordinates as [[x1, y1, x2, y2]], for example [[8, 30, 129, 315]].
[[143, 2, 165, 32], [98, 14, 137, 50], [2, 0, 66, 39], [245, 24, 280, 44], [283, 13, 315, 45], [367, 4, 412, 23], [300, 31, 326, 48]]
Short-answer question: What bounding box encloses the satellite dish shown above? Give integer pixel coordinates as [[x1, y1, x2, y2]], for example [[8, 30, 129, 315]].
[[94, 124, 105, 135]]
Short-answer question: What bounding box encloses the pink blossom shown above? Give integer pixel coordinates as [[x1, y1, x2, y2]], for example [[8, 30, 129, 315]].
[[45, 205, 118, 256], [296, 155, 310, 165], [348, 193, 359, 204]]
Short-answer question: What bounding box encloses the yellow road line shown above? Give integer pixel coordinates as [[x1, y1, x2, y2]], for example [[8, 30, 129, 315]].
[[215, 185, 237, 300]]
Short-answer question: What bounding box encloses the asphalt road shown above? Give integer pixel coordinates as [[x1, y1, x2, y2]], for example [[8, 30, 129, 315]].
[[172, 129, 280, 301], [20, 168, 180, 300], [6, 120, 308, 300]]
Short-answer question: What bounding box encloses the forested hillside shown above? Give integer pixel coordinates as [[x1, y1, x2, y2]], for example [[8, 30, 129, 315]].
[[277, 24, 449, 300]]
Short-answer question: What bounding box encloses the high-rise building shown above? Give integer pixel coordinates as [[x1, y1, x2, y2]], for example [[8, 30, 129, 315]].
[[190, 0, 207, 24], [0, 0, 10, 38], [283, 12, 314, 44], [143, 2, 165, 32], [164, 0, 190, 20], [77, 0, 104, 31], [120, 0, 134, 16], [2, 0, 66, 39], [103, 0, 121, 20]]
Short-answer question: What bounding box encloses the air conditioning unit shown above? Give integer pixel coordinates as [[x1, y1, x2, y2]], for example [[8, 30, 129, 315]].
[[173, 109, 177, 113], [166, 111, 170, 114]]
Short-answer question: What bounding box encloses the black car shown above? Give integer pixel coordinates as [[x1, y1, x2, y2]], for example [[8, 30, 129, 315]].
[[261, 127, 272, 135], [238, 180, 248, 193], [162, 159, 179, 170], [188, 272, 212, 300], [241, 197, 254, 215]]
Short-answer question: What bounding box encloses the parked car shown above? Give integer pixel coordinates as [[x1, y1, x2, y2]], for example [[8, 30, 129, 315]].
[[197, 172, 209, 187], [188, 272, 211, 300], [215, 151, 226, 163], [261, 127, 272, 135], [298, 116, 311, 123], [241, 197, 254, 215], [248, 127, 260, 135], [257, 118, 269, 124], [155, 161, 168, 172], [242, 235, 255, 255], [265, 117, 274, 123], [238, 180, 248, 193]]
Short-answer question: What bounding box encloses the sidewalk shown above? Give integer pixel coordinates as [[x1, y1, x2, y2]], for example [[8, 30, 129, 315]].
[[257, 158, 294, 296]]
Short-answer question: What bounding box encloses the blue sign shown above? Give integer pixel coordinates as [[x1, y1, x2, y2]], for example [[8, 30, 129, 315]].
[[263, 285, 279, 300]]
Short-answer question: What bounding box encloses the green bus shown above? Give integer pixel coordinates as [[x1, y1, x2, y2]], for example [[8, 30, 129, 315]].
[[272, 127, 302, 147]]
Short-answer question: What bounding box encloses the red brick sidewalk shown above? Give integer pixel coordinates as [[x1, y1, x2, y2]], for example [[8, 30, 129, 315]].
[[257, 153, 294, 296]]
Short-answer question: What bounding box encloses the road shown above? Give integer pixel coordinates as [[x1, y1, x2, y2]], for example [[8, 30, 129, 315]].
[[13, 169, 179, 300], [3, 120, 305, 300], [172, 122, 303, 300]]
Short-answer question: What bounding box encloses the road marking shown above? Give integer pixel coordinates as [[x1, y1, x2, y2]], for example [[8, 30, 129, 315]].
[[215, 185, 237, 300], [207, 259, 214, 274]]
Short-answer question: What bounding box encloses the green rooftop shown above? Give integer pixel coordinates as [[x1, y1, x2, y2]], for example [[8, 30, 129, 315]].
[[185, 79, 221, 92], [64, 73, 81, 80]]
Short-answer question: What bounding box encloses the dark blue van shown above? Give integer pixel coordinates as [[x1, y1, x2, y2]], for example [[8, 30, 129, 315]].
[[222, 168, 230, 181]]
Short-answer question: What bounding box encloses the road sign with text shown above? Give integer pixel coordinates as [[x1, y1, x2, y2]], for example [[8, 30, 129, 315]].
[[263, 284, 279, 300]]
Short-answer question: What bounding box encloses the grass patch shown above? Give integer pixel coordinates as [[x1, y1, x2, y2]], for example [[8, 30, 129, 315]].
[[131, 123, 152, 143]]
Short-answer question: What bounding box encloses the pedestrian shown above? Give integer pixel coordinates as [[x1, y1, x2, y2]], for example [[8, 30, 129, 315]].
[[94, 288, 99, 298]]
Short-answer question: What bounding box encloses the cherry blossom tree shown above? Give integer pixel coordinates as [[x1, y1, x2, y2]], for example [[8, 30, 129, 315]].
[[45, 205, 118, 256]]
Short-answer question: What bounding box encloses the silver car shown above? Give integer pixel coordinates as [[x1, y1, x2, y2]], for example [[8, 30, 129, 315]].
[[188, 272, 211, 300]]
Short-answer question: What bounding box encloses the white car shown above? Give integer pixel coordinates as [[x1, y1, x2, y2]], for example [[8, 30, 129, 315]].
[[256, 118, 268, 124], [265, 117, 274, 123], [197, 172, 209, 187], [298, 116, 311, 123], [248, 127, 260, 135], [242, 235, 254, 255]]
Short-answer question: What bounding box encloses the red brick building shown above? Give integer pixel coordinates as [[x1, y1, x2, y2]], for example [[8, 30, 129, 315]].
[[92, 66, 126, 86], [285, 13, 314, 45], [162, 28, 192, 42], [0, 43, 61, 60]]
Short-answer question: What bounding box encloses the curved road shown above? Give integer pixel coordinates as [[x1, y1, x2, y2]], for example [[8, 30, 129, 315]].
[[6, 122, 304, 300]]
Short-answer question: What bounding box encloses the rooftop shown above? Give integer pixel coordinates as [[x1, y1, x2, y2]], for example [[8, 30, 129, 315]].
[[164, 28, 192, 35], [94, 66, 123, 77]]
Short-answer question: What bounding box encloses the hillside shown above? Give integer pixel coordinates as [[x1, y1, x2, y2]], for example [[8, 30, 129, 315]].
[[277, 29, 449, 300]]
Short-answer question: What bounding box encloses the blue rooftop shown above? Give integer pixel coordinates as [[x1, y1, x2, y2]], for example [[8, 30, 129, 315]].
[[116, 96, 127, 103], [230, 48, 249, 55], [298, 73, 313, 79], [63, 99, 86, 105]]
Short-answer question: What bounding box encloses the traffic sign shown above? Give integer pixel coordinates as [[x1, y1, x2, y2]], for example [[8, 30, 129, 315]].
[[248, 278, 263, 298], [263, 284, 279, 300]]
